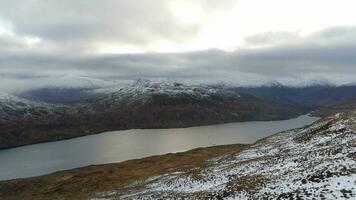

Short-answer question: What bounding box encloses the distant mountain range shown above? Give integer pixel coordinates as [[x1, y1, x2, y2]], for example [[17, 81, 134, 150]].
[[233, 84, 356, 109], [0, 82, 306, 149], [17, 81, 356, 112], [18, 87, 97, 103], [313, 97, 356, 116]]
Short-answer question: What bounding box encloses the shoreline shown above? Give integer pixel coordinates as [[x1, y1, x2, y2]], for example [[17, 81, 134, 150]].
[[0, 144, 249, 200], [0, 113, 310, 151], [0, 114, 318, 183]]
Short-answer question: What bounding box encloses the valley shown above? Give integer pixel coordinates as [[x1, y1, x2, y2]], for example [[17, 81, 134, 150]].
[[1, 1, 355, 199], [0, 114, 317, 181], [0, 82, 307, 149], [0, 110, 354, 199]]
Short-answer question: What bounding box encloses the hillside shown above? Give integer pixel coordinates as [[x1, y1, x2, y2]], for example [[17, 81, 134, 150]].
[[16, 83, 356, 117], [0, 110, 354, 199], [313, 97, 356, 116], [85, 82, 306, 127], [106, 110, 356, 199], [0, 92, 67, 122], [234, 84, 356, 113], [0, 83, 306, 149], [0, 93, 75, 149]]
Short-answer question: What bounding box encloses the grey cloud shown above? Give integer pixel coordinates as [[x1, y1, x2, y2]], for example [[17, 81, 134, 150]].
[[0, 35, 27, 51], [0, 0, 235, 51], [244, 26, 356, 47], [1, 26, 356, 92], [244, 32, 302, 46], [231, 44, 356, 76], [308, 26, 356, 45]]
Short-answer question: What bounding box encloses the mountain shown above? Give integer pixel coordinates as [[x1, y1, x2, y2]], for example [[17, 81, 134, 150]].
[[85, 82, 306, 126], [14, 81, 356, 117], [233, 84, 356, 115], [313, 97, 356, 116], [17, 87, 98, 103], [0, 92, 74, 120], [0, 92, 75, 149], [15, 76, 123, 103], [0, 83, 306, 149], [1, 110, 354, 199]]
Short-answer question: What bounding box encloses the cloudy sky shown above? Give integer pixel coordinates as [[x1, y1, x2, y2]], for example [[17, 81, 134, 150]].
[[0, 0, 356, 92]]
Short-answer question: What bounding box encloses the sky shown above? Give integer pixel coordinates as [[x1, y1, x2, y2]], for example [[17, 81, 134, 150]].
[[0, 0, 356, 92]]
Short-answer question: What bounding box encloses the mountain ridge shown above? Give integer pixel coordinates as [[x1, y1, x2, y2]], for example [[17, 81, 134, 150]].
[[0, 83, 306, 149]]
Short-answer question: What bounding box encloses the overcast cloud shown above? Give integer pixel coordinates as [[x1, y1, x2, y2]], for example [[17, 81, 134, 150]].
[[0, 1, 355, 93]]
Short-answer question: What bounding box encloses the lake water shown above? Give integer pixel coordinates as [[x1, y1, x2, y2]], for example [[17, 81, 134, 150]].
[[0, 115, 319, 181]]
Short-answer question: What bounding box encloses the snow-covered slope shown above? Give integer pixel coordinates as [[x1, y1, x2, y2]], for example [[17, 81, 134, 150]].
[[90, 80, 240, 106], [96, 111, 356, 199], [0, 92, 61, 122]]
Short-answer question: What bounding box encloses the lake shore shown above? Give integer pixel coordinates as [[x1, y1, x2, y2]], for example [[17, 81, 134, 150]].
[[0, 114, 318, 181], [0, 144, 248, 200]]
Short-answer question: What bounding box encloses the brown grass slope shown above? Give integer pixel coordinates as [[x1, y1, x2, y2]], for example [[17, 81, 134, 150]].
[[0, 144, 248, 200]]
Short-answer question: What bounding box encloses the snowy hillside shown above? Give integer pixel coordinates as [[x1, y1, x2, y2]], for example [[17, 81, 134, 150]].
[[90, 80, 240, 106], [0, 92, 63, 121], [95, 111, 356, 199]]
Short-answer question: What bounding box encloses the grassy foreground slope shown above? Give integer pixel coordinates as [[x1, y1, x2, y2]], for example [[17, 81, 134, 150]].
[[0, 145, 248, 200]]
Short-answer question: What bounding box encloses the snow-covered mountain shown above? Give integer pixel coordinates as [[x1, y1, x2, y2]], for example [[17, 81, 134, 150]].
[[0, 92, 77, 149], [90, 80, 240, 107], [0, 92, 64, 122], [95, 110, 356, 199], [0, 83, 305, 149], [15, 79, 356, 114], [86, 81, 305, 129]]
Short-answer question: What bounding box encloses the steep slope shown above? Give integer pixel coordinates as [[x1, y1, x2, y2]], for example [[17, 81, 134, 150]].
[[313, 97, 356, 116], [0, 92, 61, 121], [0, 83, 306, 149], [0, 92, 74, 148], [0, 111, 354, 200], [97, 110, 356, 199]]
